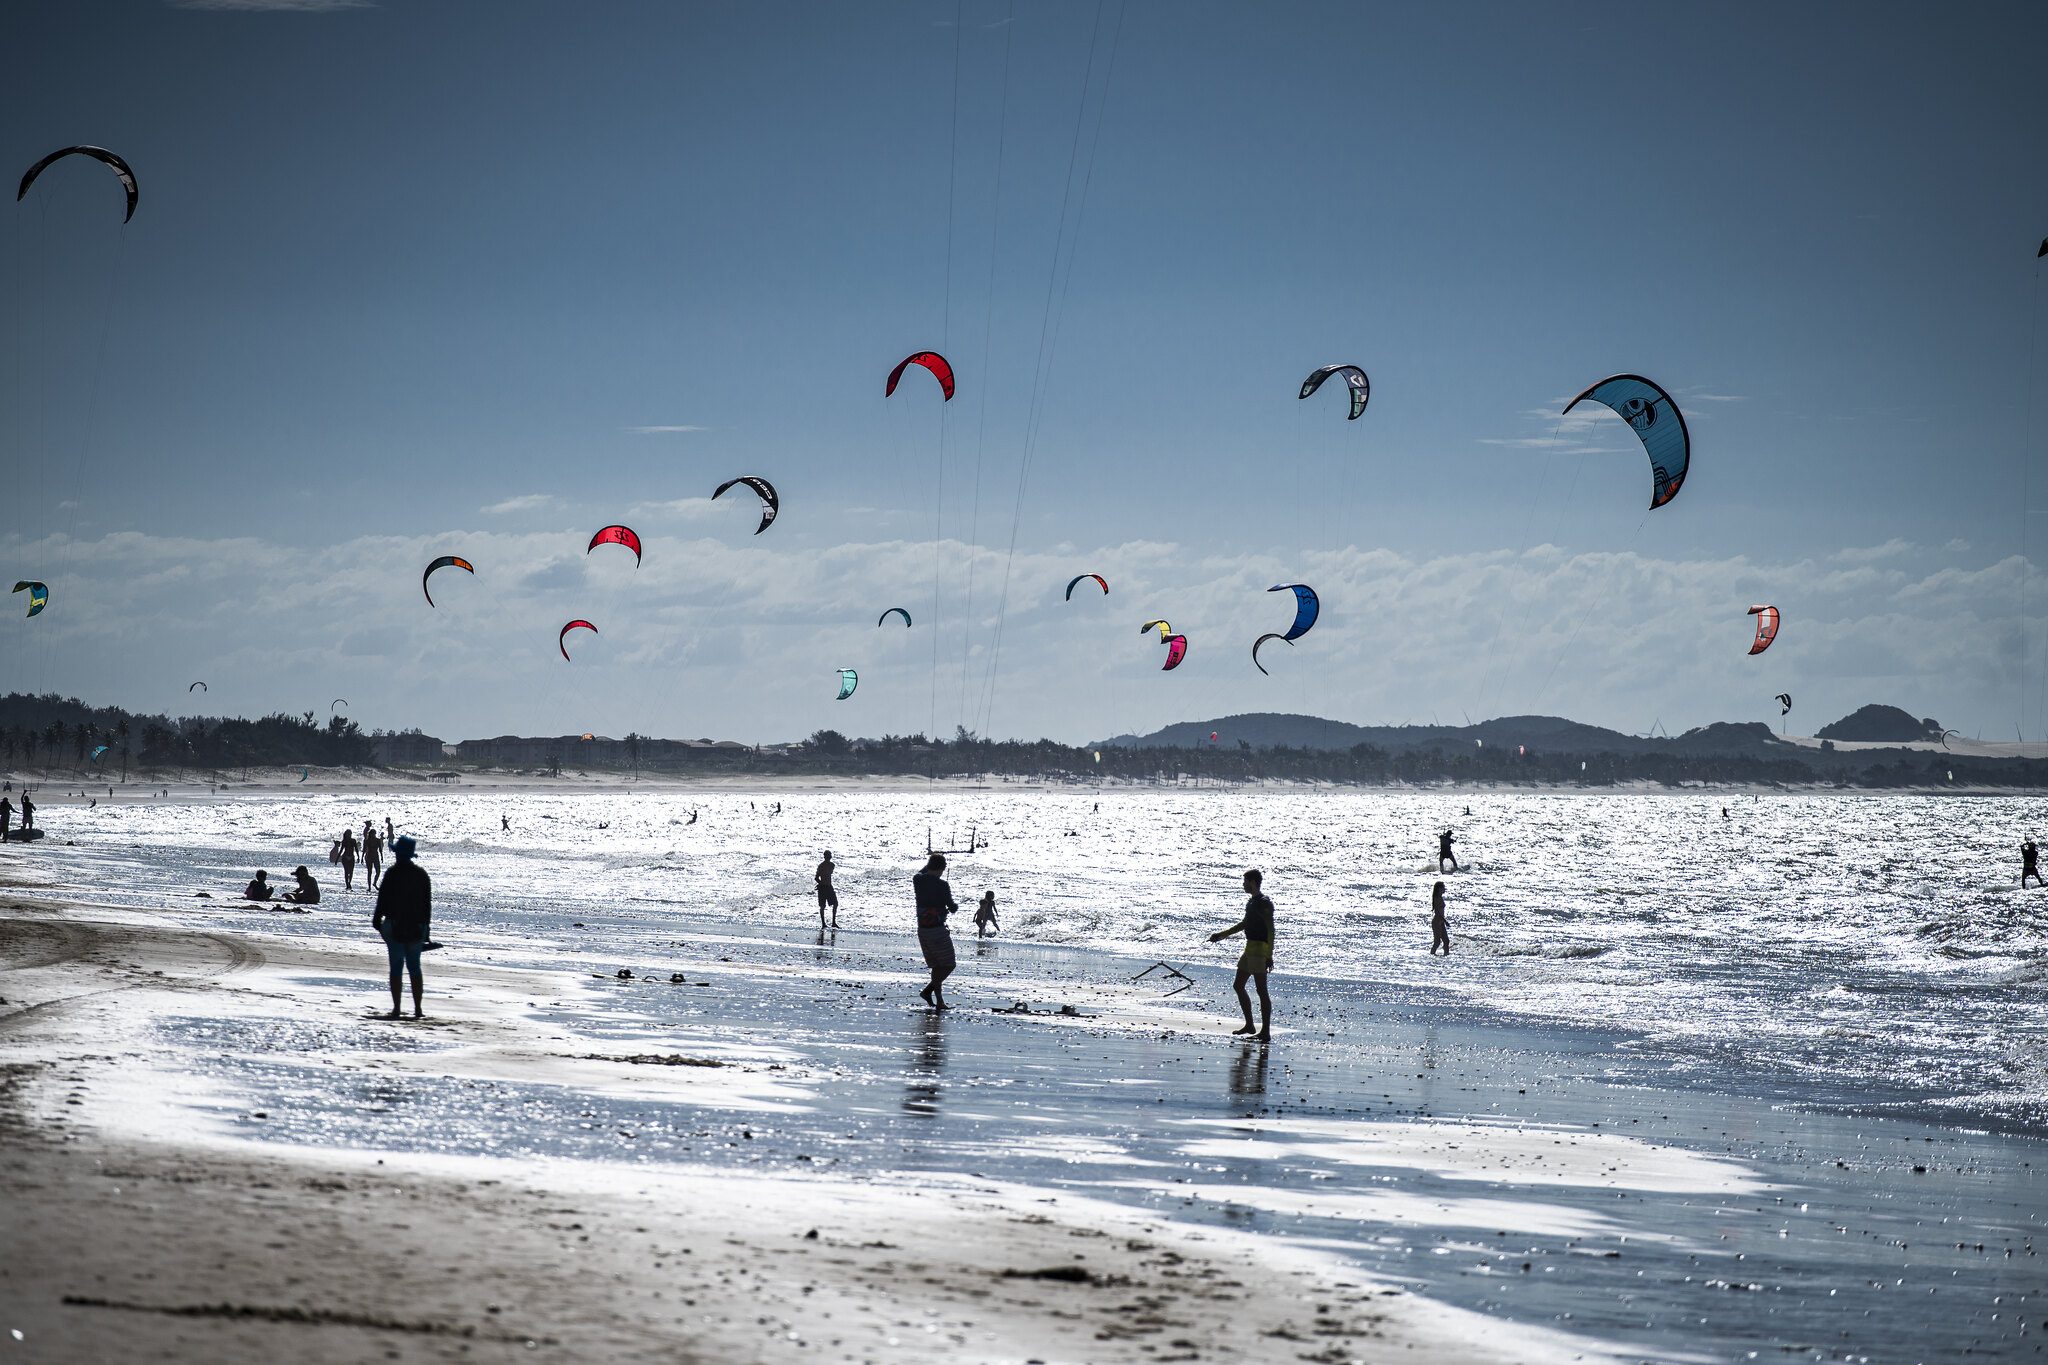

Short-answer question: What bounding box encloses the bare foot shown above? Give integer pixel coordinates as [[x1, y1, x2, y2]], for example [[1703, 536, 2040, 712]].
[[383, 1009, 402, 1020], [1231, 1024, 1256, 1036], [918, 984, 934, 1004], [934, 1000, 950, 1011], [1255, 1030, 1271, 1043], [412, 1010, 426, 1020]]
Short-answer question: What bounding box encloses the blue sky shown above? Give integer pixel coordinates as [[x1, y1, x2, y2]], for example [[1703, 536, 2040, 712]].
[[3, 0, 2046, 745]]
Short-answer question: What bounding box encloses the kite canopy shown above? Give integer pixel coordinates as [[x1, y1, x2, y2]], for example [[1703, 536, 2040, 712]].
[[1299, 364, 1370, 420], [712, 475, 779, 534], [1747, 605, 1780, 656], [836, 668, 858, 701], [1139, 619, 1172, 639], [1268, 583, 1319, 641], [188, 680, 207, 692], [1065, 573, 1109, 601], [559, 619, 598, 661], [2039, 238, 2047, 259], [1252, 632, 1294, 676], [1161, 634, 1188, 671], [90, 745, 108, 762], [1941, 728, 1961, 749], [18, 146, 138, 222], [587, 525, 643, 565], [422, 555, 474, 607], [1775, 692, 1792, 716], [885, 351, 956, 401], [12, 581, 48, 617], [877, 607, 912, 628], [332, 698, 348, 712], [1563, 374, 1691, 509]]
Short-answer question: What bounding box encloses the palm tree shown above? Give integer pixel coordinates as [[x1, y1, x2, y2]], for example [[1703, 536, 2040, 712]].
[[115, 719, 131, 781], [46, 722, 66, 772]]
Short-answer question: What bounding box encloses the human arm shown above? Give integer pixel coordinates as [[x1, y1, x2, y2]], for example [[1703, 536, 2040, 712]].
[[1209, 918, 1246, 943]]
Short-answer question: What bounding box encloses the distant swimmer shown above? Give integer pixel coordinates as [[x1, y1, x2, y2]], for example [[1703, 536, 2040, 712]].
[[1429, 881, 1450, 955], [243, 870, 274, 902], [283, 865, 321, 905], [1438, 828, 1459, 873], [913, 853, 958, 1009], [1209, 869, 1275, 1042], [774, 802, 782, 816], [974, 890, 998, 938], [2025, 839, 2043, 889], [815, 850, 839, 929]]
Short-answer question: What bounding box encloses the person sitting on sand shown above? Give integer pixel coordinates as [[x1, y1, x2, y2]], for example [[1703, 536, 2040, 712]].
[[283, 865, 321, 905], [1209, 869, 1275, 1042], [339, 828, 358, 891], [2025, 839, 2042, 889], [815, 850, 838, 929], [913, 853, 958, 1009], [1438, 828, 1459, 873], [1429, 881, 1450, 955], [973, 890, 998, 938], [371, 835, 432, 1020], [243, 870, 274, 901]]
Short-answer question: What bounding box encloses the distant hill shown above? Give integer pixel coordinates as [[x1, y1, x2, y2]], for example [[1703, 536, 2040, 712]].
[[1816, 705, 1941, 744], [1100, 711, 1777, 757]]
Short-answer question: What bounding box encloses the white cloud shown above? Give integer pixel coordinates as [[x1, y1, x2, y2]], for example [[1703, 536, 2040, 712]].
[[626, 425, 708, 435], [480, 494, 556, 516], [627, 497, 723, 520]]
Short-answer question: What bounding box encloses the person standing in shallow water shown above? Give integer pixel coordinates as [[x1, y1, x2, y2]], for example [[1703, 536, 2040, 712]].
[[1438, 827, 1459, 873], [913, 854, 958, 1009], [372, 835, 432, 1020], [1209, 869, 1274, 1042], [339, 827, 358, 891], [815, 850, 839, 929], [1429, 881, 1451, 955], [362, 820, 384, 889], [2024, 840, 2043, 889]]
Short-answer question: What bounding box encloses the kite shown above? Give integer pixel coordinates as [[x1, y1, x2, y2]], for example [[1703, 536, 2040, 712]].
[[1252, 632, 1295, 676], [712, 475, 779, 534], [422, 555, 474, 607], [1065, 573, 1108, 600], [836, 668, 858, 700], [299, 768, 309, 783], [885, 351, 955, 401], [12, 581, 48, 617], [1775, 692, 1792, 716], [90, 744, 108, 762], [1562, 374, 1691, 509], [1208, 731, 1219, 742], [581, 732, 595, 741], [1140, 619, 1172, 640], [1747, 605, 1780, 656], [1299, 364, 1370, 420], [188, 681, 207, 692], [587, 525, 642, 565], [559, 619, 598, 661], [1161, 634, 1188, 671], [1268, 583, 1319, 641], [18, 146, 138, 223], [877, 607, 912, 628], [2039, 238, 2047, 259], [1941, 728, 1961, 749], [332, 698, 348, 712]]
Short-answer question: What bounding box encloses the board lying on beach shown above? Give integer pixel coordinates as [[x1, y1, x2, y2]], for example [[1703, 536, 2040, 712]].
[[3, 828, 46, 842]]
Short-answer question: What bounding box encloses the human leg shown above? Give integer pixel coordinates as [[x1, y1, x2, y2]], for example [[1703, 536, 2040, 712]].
[[1231, 966, 1256, 1034], [1252, 972, 1271, 1041]]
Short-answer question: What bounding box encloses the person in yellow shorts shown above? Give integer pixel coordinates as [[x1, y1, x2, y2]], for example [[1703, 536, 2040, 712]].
[[1209, 868, 1274, 1041]]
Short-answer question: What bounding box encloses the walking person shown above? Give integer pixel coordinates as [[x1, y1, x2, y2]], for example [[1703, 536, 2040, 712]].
[[1438, 827, 1459, 873], [371, 835, 432, 1020], [2025, 839, 2043, 889], [973, 890, 998, 938], [1209, 869, 1275, 1041], [815, 850, 839, 929], [363, 820, 384, 889], [913, 853, 958, 1009], [1429, 881, 1451, 955], [339, 827, 358, 891]]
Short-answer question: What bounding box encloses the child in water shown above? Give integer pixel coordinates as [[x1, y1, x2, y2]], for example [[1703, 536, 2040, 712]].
[[973, 891, 998, 937], [1429, 881, 1450, 955]]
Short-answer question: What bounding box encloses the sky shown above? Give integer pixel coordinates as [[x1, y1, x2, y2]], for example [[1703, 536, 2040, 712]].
[[3, 0, 2047, 746]]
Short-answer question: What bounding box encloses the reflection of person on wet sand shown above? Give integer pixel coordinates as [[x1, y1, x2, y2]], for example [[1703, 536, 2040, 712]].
[[1227, 1041, 1268, 1099], [913, 853, 958, 1009], [1209, 869, 1274, 1042]]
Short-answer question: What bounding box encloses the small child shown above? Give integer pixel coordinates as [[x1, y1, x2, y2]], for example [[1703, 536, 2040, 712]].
[[973, 890, 999, 938], [1429, 880, 1450, 955]]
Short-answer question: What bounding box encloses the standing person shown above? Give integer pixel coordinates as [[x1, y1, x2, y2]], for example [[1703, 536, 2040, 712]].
[[385, 816, 394, 845], [815, 850, 839, 929], [1429, 881, 1451, 955], [913, 854, 958, 1009], [363, 820, 384, 889], [339, 827, 358, 891], [1209, 869, 1274, 1041], [501, 813, 510, 832], [0, 795, 12, 842], [19, 790, 33, 832], [973, 891, 998, 938], [1437, 827, 1459, 873], [371, 834, 432, 1020], [2024, 839, 2043, 889]]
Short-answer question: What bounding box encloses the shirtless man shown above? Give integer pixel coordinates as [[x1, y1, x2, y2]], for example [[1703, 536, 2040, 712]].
[[815, 850, 839, 929]]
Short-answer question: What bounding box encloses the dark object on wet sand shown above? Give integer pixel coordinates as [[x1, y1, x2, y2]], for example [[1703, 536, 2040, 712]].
[[3, 827, 45, 842], [1131, 961, 1194, 997], [581, 1053, 725, 1068], [616, 967, 633, 979], [999, 1265, 1117, 1285]]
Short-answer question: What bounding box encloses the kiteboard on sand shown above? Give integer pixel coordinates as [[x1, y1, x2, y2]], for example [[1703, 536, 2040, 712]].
[[3, 828, 46, 842]]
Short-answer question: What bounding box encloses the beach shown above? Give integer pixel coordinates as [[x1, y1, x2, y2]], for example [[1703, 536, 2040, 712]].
[[2, 783, 2044, 1363]]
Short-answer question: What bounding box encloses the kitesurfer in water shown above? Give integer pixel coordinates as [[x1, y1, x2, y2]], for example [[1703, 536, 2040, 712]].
[[815, 850, 839, 929], [501, 813, 510, 832], [1209, 870, 1274, 1042], [1438, 828, 1459, 873], [974, 891, 998, 938], [1429, 881, 1451, 955], [2024, 839, 2043, 889], [686, 808, 698, 825], [913, 854, 958, 1009]]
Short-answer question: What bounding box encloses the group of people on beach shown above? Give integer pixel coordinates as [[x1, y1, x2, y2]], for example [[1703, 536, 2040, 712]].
[[0, 789, 34, 841], [330, 818, 394, 891]]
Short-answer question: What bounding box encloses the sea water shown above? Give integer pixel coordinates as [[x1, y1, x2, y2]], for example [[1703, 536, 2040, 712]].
[[40, 785, 2048, 1131]]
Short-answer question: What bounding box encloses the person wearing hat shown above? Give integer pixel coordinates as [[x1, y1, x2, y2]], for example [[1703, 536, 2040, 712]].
[[371, 834, 432, 1019], [282, 865, 321, 905]]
